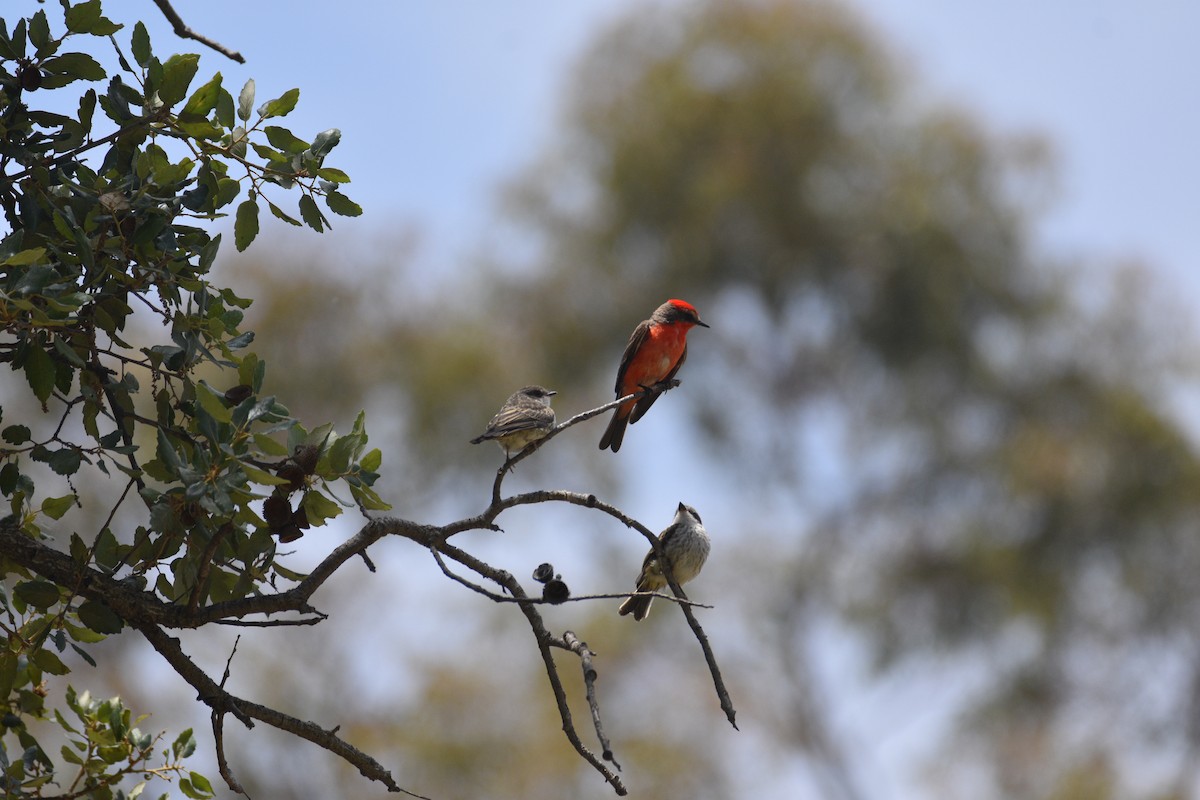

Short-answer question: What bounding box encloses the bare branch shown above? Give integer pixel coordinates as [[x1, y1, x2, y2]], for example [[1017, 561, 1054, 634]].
[[663, 573, 738, 730], [213, 636, 249, 797], [134, 620, 428, 798], [151, 0, 246, 63], [556, 631, 621, 770]]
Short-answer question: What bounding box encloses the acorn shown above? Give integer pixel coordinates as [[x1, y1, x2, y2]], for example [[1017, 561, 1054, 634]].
[[19, 65, 42, 91], [262, 494, 292, 529], [542, 578, 570, 605], [276, 461, 306, 491], [292, 444, 320, 475], [224, 384, 253, 405]]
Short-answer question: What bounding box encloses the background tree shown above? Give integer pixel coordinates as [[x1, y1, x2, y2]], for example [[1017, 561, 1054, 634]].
[[226, 1, 1196, 797]]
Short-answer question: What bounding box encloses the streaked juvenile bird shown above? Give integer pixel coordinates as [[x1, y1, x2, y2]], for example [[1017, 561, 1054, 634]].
[[599, 299, 709, 452], [618, 502, 711, 621], [470, 385, 557, 458]]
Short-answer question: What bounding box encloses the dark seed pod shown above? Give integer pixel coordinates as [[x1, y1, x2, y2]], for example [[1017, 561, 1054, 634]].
[[224, 384, 253, 405], [531, 562, 555, 583], [542, 579, 570, 605], [263, 494, 292, 529], [19, 65, 42, 91], [292, 444, 320, 475], [276, 462, 306, 491]]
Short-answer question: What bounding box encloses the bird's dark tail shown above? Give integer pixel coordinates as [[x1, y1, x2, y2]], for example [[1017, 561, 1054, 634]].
[[618, 594, 653, 621], [598, 409, 629, 452]]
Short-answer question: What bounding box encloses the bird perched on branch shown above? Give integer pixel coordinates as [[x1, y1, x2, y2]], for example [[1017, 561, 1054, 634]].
[[599, 298, 709, 452], [619, 502, 710, 621], [470, 385, 557, 458]]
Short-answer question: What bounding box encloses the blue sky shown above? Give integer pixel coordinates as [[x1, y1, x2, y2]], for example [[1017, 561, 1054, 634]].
[[129, 0, 1199, 296]]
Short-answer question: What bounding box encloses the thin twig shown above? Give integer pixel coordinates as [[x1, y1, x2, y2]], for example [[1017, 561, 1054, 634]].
[[663, 573, 738, 730], [557, 631, 620, 770], [427, 537, 627, 795], [135, 620, 427, 798], [151, 0, 246, 63], [213, 635, 249, 797]]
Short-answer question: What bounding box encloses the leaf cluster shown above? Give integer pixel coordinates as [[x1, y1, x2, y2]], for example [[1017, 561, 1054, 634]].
[[0, 1, 376, 794]]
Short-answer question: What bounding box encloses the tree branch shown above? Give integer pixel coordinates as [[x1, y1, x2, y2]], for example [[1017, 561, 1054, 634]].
[[2, 384, 736, 796], [555, 631, 620, 770], [134, 620, 427, 797], [151, 0, 246, 63]]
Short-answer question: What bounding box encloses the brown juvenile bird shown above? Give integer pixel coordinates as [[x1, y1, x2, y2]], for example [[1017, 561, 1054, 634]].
[[618, 502, 711, 621], [470, 385, 557, 458], [599, 299, 709, 452]]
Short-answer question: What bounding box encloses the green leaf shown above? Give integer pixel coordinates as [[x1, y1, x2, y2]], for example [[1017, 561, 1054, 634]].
[[195, 382, 232, 424], [298, 194, 324, 232], [41, 495, 75, 520], [40, 52, 106, 82], [316, 167, 351, 184], [264, 125, 308, 153], [240, 463, 289, 486], [29, 10, 51, 53], [350, 483, 392, 512], [328, 435, 357, 474], [325, 191, 362, 217], [25, 343, 56, 404], [64, 0, 102, 33], [172, 728, 197, 759], [2, 247, 47, 267], [234, 197, 259, 252], [53, 336, 86, 367], [61, 743, 85, 766], [3, 425, 31, 444], [77, 601, 124, 634], [309, 128, 341, 158], [159, 53, 201, 106], [267, 200, 301, 227], [189, 772, 214, 797], [215, 87, 235, 128], [48, 449, 83, 476], [131, 21, 151, 67], [15, 581, 61, 611], [258, 87, 299, 119], [253, 433, 290, 457], [0, 651, 16, 701], [29, 648, 69, 676], [237, 78, 255, 121], [155, 428, 184, 477], [360, 447, 383, 472], [301, 490, 342, 525], [182, 73, 222, 117]]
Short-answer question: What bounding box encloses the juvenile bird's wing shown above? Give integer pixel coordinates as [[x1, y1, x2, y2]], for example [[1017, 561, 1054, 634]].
[[475, 403, 554, 441]]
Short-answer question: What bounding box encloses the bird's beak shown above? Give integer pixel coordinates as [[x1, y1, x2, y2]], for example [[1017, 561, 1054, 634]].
[[677, 501, 687, 512], [696, 318, 710, 328], [547, 390, 558, 396]]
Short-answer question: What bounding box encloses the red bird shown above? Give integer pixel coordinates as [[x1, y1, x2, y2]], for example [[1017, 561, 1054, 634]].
[[599, 299, 709, 452]]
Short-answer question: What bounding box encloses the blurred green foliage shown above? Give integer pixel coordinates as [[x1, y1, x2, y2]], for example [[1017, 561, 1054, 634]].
[[233, 1, 1200, 795]]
